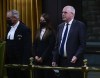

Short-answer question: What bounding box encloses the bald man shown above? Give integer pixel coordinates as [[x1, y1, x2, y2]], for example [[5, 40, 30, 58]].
[[52, 5, 86, 78]]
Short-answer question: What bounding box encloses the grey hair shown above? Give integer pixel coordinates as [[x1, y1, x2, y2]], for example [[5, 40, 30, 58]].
[[11, 10, 19, 19], [66, 5, 75, 15]]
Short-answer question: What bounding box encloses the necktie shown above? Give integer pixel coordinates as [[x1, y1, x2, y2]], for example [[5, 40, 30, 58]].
[[60, 23, 69, 56]]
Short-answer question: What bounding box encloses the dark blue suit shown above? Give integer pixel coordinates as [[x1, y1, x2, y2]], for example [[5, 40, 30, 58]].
[[53, 20, 86, 78], [5, 21, 32, 78]]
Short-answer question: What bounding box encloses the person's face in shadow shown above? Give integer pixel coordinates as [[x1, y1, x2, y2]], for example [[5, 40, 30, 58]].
[[40, 16, 47, 28], [7, 12, 18, 26]]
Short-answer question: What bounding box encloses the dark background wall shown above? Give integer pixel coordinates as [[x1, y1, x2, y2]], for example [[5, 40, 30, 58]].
[[42, 0, 83, 29]]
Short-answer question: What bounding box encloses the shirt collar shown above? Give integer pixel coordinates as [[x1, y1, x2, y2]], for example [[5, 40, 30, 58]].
[[68, 19, 73, 25], [11, 21, 20, 28], [65, 19, 74, 25]]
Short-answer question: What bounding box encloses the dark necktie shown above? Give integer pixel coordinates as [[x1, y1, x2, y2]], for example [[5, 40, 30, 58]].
[[60, 23, 69, 56]]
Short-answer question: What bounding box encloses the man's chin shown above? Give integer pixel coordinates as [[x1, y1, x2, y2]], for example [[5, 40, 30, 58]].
[[62, 17, 66, 20], [62, 19, 66, 21]]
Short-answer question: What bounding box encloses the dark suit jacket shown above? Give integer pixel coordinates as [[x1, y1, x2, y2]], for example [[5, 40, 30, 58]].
[[33, 28, 55, 66], [5, 21, 32, 64], [53, 20, 86, 66]]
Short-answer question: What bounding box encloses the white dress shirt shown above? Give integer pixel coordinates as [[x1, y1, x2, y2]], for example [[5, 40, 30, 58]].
[[7, 21, 20, 40], [40, 28, 46, 40], [60, 19, 73, 57]]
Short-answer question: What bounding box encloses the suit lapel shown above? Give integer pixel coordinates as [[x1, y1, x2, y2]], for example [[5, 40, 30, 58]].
[[14, 24, 20, 39], [14, 22, 23, 40], [36, 28, 49, 40], [59, 23, 65, 41], [42, 28, 50, 40], [67, 20, 76, 41], [6, 26, 11, 39]]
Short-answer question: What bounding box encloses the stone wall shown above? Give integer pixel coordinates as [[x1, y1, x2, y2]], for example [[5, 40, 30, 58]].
[[83, 0, 100, 41]]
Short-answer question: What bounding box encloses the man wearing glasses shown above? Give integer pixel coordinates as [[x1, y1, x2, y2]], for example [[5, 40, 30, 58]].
[[52, 5, 86, 78]]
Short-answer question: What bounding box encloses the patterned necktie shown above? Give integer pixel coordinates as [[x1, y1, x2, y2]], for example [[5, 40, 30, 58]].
[[60, 23, 69, 56]]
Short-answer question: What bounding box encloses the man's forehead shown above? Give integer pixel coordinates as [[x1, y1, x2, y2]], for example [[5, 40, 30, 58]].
[[63, 7, 71, 13]]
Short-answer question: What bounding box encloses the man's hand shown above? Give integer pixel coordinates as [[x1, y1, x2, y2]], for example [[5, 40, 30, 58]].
[[71, 56, 77, 63], [35, 56, 43, 63], [38, 57, 43, 63], [35, 56, 39, 60]]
